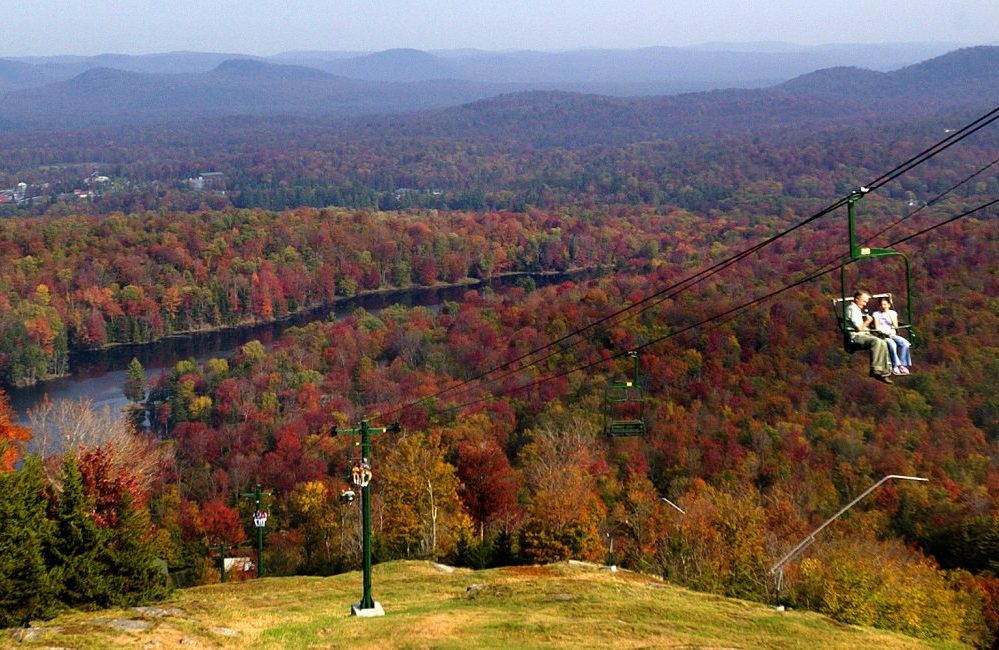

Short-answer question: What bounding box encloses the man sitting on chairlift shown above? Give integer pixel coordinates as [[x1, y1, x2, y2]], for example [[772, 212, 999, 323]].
[[846, 290, 894, 384]]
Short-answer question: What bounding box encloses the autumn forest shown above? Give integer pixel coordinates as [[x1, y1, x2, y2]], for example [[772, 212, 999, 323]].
[[1, 48, 998, 647]]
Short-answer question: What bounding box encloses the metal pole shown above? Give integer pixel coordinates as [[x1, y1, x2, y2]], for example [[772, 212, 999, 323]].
[[360, 420, 374, 610], [255, 485, 264, 578], [847, 187, 869, 258], [848, 192, 857, 258], [770, 474, 928, 599], [241, 483, 269, 578], [660, 497, 686, 515], [333, 418, 397, 616], [841, 187, 865, 338], [902, 256, 916, 346], [216, 543, 227, 583]]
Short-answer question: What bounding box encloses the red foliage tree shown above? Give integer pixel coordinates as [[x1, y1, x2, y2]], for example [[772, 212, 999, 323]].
[[0, 388, 30, 472], [77, 446, 145, 528], [199, 499, 247, 546], [455, 438, 519, 536]]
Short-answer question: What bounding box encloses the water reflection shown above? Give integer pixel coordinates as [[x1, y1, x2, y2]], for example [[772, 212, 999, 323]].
[[9, 273, 576, 422]]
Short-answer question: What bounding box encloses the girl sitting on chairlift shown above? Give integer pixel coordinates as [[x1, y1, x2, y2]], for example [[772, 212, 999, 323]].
[[872, 296, 912, 375]]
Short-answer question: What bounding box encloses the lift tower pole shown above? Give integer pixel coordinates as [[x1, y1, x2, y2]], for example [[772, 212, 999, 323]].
[[240, 483, 271, 578], [334, 419, 400, 617]]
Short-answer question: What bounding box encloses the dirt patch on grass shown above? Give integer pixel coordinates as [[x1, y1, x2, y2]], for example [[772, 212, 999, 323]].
[[501, 565, 557, 578]]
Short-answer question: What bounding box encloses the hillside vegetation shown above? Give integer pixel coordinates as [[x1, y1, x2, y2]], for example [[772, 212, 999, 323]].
[[2, 561, 960, 649], [2, 39, 998, 649]]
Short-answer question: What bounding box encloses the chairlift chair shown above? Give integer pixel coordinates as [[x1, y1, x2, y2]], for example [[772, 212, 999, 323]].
[[832, 292, 903, 352], [603, 351, 646, 437], [833, 189, 917, 352]]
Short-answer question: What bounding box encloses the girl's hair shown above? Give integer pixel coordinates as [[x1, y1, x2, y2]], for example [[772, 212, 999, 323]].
[[879, 296, 893, 308]]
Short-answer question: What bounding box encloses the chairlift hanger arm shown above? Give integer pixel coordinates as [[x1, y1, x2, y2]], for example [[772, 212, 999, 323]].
[[837, 192, 917, 348], [770, 475, 928, 575]]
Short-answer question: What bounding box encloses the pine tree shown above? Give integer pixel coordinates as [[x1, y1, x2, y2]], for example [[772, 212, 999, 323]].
[[103, 491, 169, 605], [123, 358, 149, 430], [0, 456, 58, 627], [123, 357, 146, 403], [49, 454, 114, 607]]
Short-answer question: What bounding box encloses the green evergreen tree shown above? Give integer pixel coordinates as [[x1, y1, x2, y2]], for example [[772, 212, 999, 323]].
[[123, 357, 146, 403], [49, 454, 114, 607], [0, 456, 58, 627], [123, 357, 149, 430], [103, 491, 169, 605]]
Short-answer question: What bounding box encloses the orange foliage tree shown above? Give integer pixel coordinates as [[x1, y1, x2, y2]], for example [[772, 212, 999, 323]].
[[517, 411, 607, 563], [0, 388, 30, 471]]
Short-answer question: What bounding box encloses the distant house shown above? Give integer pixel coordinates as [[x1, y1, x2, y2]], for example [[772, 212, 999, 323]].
[[185, 171, 226, 192], [393, 187, 443, 198], [85, 174, 110, 185], [199, 171, 226, 188]]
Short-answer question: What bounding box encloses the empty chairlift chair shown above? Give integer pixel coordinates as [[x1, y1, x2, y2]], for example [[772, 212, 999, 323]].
[[603, 351, 646, 437]]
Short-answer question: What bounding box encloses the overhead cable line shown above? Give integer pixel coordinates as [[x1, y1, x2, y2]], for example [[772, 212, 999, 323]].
[[379, 196, 860, 419], [466, 143, 999, 396], [864, 107, 999, 192], [865, 154, 999, 243], [373, 194, 843, 421], [773, 153, 999, 308], [884, 196, 999, 247], [371, 105, 999, 423], [433, 196, 999, 415]]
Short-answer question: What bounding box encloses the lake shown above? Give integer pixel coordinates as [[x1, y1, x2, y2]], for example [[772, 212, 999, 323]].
[[9, 272, 579, 423]]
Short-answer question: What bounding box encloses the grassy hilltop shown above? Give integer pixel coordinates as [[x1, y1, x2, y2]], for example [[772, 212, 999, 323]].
[[3, 561, 961, 649]]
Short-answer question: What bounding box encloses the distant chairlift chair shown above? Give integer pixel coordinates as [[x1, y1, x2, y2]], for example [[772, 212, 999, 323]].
[[603, 351, 646, 437]]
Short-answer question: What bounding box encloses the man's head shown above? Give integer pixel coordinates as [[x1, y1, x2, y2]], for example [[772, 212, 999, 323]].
[[853, 290, 871, 308]]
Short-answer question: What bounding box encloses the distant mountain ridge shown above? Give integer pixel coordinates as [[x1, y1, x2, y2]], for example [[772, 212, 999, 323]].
[[328, 48, 454, 82], [1, 42, 961, 93], [780, 46, 999, 99], [0, 46, 995, 135], [0, 60, 516, 129], [353, 46, 999, 147]]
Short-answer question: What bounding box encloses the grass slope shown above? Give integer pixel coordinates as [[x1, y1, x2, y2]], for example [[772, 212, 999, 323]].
[[2, 561, 962, 649]]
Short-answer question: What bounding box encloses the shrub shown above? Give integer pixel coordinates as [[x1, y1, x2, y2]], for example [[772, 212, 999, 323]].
[[791, 537, 987, 645]]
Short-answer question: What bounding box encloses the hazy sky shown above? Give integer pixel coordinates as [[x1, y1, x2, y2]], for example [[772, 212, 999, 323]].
[[1, 0, 996, 57]]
